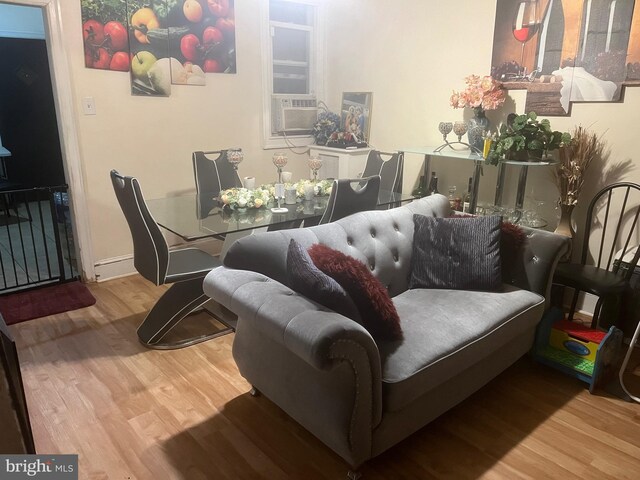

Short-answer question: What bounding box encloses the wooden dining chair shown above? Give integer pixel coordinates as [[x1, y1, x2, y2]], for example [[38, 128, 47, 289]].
[[110, 170, 229, 349], [319, 175, 381, 224]]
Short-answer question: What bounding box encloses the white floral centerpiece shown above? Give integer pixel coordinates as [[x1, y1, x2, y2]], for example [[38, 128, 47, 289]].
[[219, 187, 272, 210], [313, 179, 333, 196]]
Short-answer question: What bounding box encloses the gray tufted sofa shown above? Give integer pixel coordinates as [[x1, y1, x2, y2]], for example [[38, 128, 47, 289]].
[[202, 194, 570, 472]]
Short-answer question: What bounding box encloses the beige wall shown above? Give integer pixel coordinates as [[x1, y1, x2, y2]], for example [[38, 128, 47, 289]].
[[58, 0, 312, 270], [324, 0, 639, 246], [53, 0, 638, 282]]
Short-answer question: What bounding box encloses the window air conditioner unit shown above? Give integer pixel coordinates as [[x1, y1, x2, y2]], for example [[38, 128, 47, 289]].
[[272, 95, 318, 134]]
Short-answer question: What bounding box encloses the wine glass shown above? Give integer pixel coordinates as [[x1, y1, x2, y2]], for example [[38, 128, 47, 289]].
[[272, 152, 288, 183], [453, 121, 467, 142], [512, 0, 540, 79], [438, 122, 453, 142], [227, 148, 243, 171], [308, 154, 322, 181]]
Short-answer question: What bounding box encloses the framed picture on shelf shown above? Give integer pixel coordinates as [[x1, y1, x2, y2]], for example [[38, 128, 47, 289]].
[[340, 92, 373, 143]]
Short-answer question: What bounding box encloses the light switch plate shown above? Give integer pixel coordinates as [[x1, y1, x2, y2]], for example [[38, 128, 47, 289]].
[[82, 97, 96, 115]]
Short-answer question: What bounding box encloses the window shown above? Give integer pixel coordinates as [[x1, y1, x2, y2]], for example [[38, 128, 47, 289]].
[[261, 0, 324, 148]]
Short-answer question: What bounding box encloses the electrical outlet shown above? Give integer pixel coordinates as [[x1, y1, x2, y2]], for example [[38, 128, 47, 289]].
[[82, 97, 96, 115]]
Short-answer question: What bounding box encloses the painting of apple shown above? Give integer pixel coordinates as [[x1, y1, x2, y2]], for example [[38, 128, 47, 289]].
[[131, 51, 157, 79]]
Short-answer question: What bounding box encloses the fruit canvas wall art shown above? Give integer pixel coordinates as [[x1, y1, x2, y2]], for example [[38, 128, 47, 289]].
[[80, 1, 238, 96]]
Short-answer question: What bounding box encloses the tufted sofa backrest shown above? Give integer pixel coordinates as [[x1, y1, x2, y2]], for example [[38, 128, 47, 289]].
[[223, 194, 452, 297]]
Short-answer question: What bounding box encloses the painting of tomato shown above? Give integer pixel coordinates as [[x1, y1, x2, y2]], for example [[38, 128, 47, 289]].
[[80, 0, 130, 72], [165, 0, 237, 78]]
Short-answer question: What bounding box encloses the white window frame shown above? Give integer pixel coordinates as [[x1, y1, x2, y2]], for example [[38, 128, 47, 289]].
[[260, 0, 325, 149]]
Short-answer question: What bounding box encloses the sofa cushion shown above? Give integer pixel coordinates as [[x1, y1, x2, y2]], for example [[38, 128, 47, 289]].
[[308, 243, 403, 341], [409, 214, 502, 291], [379, 285, 544, 412], [452, 213, 528, 266], [286, 239, 361, 320]]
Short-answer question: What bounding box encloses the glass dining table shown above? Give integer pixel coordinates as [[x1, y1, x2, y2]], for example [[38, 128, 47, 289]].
[[147, 189, 415, 241]]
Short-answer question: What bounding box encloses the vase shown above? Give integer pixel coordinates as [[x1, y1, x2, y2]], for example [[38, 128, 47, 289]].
[[467, 109, 490, 153], [554, 204, 575, 238]]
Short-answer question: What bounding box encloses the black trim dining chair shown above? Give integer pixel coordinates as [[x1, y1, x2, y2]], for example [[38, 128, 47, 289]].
[[111, 169, 228, 349], [192, 150, 243, 219], [553, 182, 640, 330], [361, 150, 404, 195], [319, 175, 381, 224]]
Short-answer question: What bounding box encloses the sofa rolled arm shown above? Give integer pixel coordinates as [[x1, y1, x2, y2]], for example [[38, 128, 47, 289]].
[[502, 228, 570, 308], [203, 267, 382, 373]]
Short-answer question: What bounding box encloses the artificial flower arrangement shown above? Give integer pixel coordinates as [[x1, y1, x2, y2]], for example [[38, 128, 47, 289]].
[[312, 179, 333, 196], [219, 187, 272, 210], [312, 111, 341, 145], [450, 74, 506, 113]]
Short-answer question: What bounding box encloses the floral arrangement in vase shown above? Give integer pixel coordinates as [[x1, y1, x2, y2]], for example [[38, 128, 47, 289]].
[[313, 179, 333, 196], [312, 111, 341, 145], [219, 187, 272, 210], [450, 74, 506, 112], [450, 74, 506, 151]]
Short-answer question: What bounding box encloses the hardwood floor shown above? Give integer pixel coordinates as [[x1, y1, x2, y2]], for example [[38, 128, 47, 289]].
[[9, 275, 640, 479]]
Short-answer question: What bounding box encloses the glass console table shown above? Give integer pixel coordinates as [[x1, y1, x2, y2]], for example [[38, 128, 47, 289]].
[[399, 147, 484, 213], [494, 158, 557, 212], [400, 146, 557, 223]]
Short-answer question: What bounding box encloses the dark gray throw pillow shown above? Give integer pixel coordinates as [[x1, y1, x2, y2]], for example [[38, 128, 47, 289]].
[[409, 214, 502, 291], [286, 239, 360, 320]]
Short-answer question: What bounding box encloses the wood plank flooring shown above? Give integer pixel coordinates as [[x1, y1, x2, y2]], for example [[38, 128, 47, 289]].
[[8, 275, 640, 479]]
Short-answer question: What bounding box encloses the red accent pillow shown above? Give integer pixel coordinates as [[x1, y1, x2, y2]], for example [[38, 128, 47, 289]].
[[308, 244, 403, 341]]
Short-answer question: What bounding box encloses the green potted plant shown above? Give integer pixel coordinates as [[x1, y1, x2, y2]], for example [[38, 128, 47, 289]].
[[486, 112, 571, 165]]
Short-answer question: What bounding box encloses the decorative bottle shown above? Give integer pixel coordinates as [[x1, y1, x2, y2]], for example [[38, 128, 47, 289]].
[[412, 175, 428, 198], [428, 172, 439, 195], [462, 177, 473, 213]]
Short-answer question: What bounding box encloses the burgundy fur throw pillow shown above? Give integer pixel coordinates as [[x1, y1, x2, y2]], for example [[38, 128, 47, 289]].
[[308, 244, 403, 342]]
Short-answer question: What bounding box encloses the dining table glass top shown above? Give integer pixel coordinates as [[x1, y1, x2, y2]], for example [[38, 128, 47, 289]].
[[147, 189, 415, 241]]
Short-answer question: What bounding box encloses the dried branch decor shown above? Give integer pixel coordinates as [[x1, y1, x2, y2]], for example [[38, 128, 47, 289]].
[[554, 126, 606, 206]]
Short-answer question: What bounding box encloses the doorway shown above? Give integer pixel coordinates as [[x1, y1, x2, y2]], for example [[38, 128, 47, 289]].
[[0, 2, 79, 290]]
